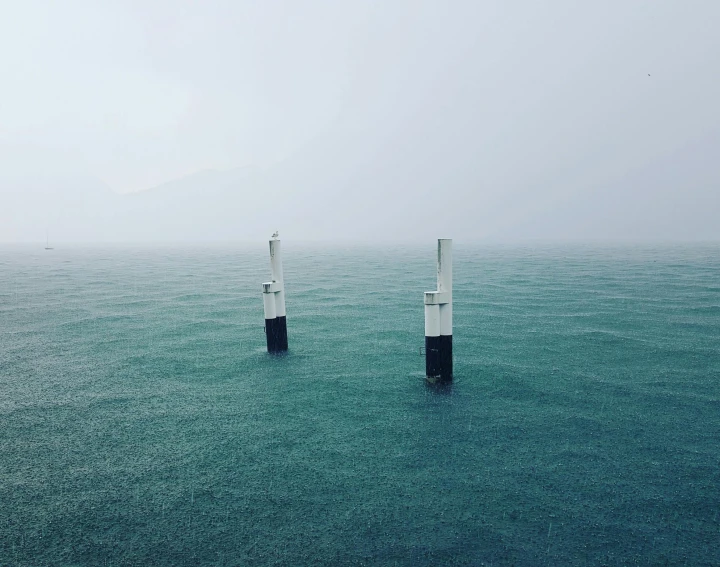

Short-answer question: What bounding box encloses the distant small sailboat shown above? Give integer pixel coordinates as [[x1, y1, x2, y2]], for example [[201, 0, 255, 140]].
[[45, 232, 53, 250]]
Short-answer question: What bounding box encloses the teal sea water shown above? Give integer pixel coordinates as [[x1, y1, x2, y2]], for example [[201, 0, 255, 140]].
[[1, 243, 719, 566]]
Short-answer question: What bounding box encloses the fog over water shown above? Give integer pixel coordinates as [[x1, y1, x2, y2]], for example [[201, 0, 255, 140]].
[[1, 1, 719, 242]]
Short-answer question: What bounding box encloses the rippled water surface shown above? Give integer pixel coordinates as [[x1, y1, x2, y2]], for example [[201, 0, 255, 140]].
[[1, 243, 719, 566]]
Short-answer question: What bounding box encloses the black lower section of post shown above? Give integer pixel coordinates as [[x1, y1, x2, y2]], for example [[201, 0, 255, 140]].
[[439, 334, 452, 379], [265, 316, 288, 353], [425, 334, 452, 382], [276, 316, 288, 351]]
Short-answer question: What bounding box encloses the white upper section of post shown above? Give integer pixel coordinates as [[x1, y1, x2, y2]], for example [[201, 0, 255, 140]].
[[424, 239, 452, 305], [263, 237, 286, 318], [424, 239, 452, 336], [269, 239, 284, 285], [437, 238, 452, 295]]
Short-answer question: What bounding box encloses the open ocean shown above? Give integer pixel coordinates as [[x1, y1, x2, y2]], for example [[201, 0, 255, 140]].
[[1, 243, 719, 566]]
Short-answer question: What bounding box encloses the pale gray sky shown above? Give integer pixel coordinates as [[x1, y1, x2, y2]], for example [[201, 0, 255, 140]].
[[1, 0, 719, 242]]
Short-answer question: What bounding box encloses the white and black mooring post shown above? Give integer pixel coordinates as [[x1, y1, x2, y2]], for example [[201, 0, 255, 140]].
[[424, 239, 452, 382], [262, 234, 288, 353]]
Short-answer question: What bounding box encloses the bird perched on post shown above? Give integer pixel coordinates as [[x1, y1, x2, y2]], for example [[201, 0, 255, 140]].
[[272, 231, 279, 239]]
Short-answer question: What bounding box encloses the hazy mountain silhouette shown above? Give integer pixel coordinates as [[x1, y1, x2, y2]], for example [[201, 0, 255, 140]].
[[3, 127, 719, 243]]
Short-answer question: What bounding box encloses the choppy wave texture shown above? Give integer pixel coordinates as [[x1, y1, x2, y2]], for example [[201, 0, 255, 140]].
[[1, 243, 719, 566]]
